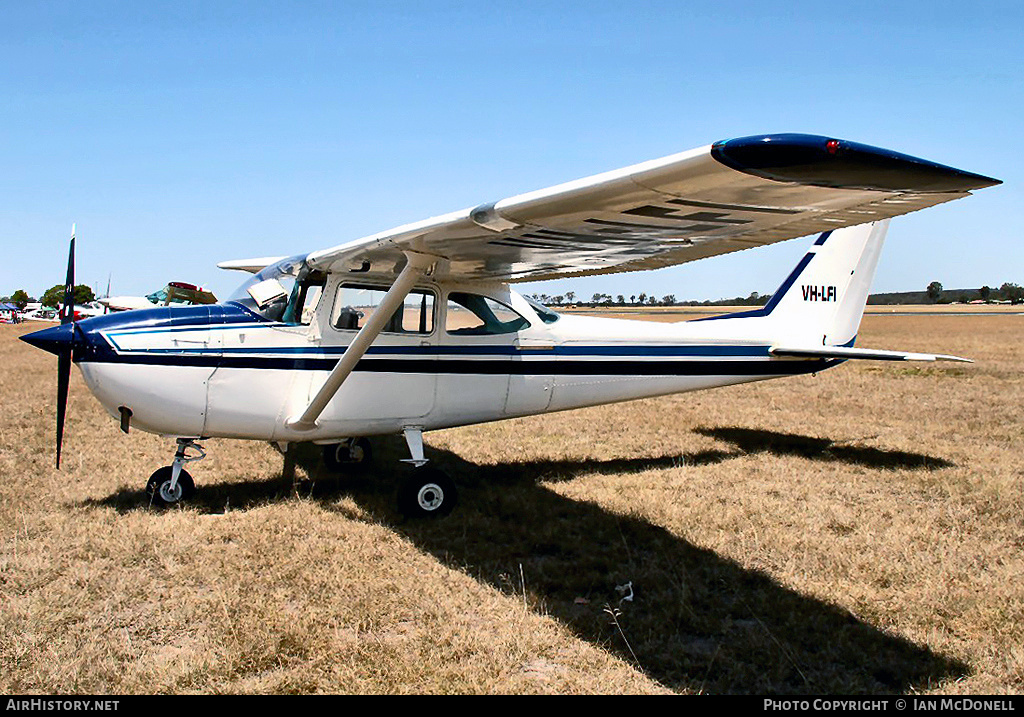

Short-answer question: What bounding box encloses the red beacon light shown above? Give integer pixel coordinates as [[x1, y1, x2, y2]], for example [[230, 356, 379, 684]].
[[826, 139, 841, 155]]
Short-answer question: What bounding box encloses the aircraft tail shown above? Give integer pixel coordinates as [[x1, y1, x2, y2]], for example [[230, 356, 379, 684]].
[[763, 219, 889, 347], [696, 219, 971, 362], [695, 220, 888, 347]]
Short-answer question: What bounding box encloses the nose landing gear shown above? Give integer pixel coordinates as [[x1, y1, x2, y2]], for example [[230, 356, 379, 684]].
[[146, 438, 205, 508]]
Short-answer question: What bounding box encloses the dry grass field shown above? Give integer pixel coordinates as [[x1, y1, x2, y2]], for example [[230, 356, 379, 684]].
[[1, 309, 1022, 694]]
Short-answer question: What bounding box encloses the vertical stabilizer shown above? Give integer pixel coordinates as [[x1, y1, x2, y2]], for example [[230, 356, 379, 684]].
[[695, 220, 889, 348], [766, 220, 889, 346]]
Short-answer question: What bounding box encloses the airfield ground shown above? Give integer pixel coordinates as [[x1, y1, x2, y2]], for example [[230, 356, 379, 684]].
[[1, 308, 1021, 694]]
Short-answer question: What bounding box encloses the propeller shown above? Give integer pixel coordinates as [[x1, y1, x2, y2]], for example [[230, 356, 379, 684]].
[[20, 227, 79, 469], [55, 227, 76, 468]]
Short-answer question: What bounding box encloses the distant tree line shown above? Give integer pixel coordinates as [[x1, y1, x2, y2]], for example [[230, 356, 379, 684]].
[[1, 284, 96, 308], [2, 289, 33, 308], [526, 291, 772, 308], [528, 280, 1024, 309], [867, 282, 1023, 305], [526, 281, 1024, 308], [8, 280, 1020, 312]]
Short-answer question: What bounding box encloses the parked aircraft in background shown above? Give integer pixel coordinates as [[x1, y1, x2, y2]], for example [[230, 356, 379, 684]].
[[21, 134, 1000, 517], [98, 282, 217, 313], [22, 307, 60, 322], [69, 302, 107, 321], [17, 304, 104, 322]]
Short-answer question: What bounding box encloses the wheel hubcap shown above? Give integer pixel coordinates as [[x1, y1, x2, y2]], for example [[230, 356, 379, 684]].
[[417, 483, 444, 511], [158, 480, 183, 503], [334, 441, 365, 464]]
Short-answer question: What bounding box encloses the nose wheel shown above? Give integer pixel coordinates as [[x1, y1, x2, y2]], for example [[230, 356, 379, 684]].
[[147, 466, 196, 507], [146, 438, 205, 508]]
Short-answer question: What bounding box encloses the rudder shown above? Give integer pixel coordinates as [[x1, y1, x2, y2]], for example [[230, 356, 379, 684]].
[[690, 220, 890, 348], [765, 220, 889, 346]]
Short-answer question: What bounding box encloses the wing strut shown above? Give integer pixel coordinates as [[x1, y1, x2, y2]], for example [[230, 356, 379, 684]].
[[286, 252, 435, 431]]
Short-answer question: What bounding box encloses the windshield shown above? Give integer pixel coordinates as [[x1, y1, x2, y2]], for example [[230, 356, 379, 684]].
[[145, 288, 169, 304], [145, 287, 191, 305], [524, 296, 560, 324], [228, 254, 312, 323]]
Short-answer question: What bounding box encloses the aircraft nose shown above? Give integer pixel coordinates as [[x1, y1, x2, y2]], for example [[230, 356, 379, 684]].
[[20, 323, 76, 356]]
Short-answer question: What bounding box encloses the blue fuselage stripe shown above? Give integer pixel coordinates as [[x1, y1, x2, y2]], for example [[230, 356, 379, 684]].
[[77, 352, 836, 376], [103, 343, 773, 358], [72, 304, 839, 377]]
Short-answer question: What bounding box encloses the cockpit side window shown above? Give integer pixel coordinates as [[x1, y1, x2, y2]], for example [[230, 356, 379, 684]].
[[445, 292, 530, 335], [331, 283, 435, 334]]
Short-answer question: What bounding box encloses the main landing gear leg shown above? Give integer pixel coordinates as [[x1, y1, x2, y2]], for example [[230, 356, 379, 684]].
[[322, 437, 373, 472], [147, 438, 205, 508], [397, 427, 457, 519]]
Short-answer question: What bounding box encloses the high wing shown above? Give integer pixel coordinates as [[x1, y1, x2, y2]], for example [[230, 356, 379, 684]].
[[305, 134, 999, 283]]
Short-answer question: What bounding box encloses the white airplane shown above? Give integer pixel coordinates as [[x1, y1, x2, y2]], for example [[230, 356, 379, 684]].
[[21, 134, 999, 517], [22, 307, 60, 322], [98, 282, 217, 313], [66, 301, 107, 320]]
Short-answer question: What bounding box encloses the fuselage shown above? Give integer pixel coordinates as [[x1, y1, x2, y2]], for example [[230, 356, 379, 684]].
[[56, 277, 833, 442]]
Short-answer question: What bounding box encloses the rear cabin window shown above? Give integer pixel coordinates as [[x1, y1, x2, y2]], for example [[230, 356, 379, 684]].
[[445, 293, 530, 335], [332, 284, 435, 334]]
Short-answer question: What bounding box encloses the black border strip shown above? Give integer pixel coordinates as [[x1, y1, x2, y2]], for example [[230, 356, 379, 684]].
[[80, 355, 836, 376]]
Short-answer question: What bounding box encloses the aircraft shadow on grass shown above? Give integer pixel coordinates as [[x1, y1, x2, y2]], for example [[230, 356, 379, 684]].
[[695, 426, 956, 470], [86, 430, 966, 694]]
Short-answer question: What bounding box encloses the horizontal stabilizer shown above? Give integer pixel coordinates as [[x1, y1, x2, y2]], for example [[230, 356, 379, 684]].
[[769, 345, 972, 363]]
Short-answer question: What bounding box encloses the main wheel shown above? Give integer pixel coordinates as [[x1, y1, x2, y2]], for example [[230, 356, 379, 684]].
[[323, 438, 373, 472], [397, 467, 457, 519], [146, 466, 196, 508]]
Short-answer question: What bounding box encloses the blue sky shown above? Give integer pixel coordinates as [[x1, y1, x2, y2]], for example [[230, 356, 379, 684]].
[[1, 1, 1020, 303]]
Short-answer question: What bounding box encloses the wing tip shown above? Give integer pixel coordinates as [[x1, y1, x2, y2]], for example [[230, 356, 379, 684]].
[[711, 134, 1001, 193]]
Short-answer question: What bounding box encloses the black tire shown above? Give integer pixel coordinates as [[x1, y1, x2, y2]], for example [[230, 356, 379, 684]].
[[323, 437, 373, 472], [146, 466, 196, 508], [397, 466, 457, 519]]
